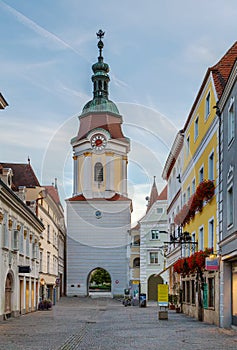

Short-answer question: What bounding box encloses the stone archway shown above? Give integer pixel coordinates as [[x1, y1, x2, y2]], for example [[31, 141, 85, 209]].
[[5, 272, 14, 317], [87, 267, 111, 295], [148, 274, 164, 301]]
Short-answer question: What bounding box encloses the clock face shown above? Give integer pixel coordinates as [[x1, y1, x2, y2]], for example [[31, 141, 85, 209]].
[[91, 134, 107, 151]]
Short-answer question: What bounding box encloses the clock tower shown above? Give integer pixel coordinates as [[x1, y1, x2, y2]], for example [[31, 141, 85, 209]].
[[66, 30, 132, 297]]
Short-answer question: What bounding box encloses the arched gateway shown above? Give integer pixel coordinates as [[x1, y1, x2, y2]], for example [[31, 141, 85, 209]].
[[66, 31, 131, 297], [88, 268, 111, 295], [148, 274, 164, 301]]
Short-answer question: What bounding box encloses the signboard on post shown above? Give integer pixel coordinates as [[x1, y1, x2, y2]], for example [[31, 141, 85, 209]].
[[158, 284, 169, 307]]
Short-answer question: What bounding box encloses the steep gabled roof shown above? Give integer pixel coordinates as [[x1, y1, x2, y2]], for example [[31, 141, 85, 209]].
[[44, 185, 61, 205], [0, 162, 40, 190], [157, 185, 167, 200], [184, 41, 237, 131], [146, 177, 159, 213]]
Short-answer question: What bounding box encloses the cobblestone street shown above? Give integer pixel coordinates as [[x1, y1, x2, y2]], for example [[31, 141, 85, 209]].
[[0, 297, 237, 350]]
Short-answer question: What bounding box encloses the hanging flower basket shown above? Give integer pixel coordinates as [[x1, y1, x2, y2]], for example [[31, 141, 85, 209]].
[[196, 180, 215, 202], [174, 179, 215, 225], [173, 248, 213, 275]]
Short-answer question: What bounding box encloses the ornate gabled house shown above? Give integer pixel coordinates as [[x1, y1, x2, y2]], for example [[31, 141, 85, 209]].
[[139, 178, 168, 301], [66, 31, 132, 297], [0, 162, 66, 305], [0, 164, 44, 319]]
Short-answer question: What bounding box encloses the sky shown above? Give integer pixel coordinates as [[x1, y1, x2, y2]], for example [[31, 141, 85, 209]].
[[1, 0, 237, 225]]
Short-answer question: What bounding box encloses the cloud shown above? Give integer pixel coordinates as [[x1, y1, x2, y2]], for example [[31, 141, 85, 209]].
[[0, 0, 81, 55]]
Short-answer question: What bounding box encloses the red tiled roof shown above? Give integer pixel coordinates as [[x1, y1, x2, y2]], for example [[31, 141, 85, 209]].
[[44, 185, 61, 205], [146, 177, 159, 213], [68, 193, 131, 202], [211, 42, 237, 99], [184, 41, 237, 131], [75, 113, 128, 142], [157, 185, 167, 200], [0, 162, 40, 190]]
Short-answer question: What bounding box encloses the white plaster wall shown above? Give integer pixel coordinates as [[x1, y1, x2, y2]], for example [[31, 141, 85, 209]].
[[66, 200, 131, 296]]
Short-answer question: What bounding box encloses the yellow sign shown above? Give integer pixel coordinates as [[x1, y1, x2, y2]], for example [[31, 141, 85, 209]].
[[132, 280, 139, 284], [158, 284, 169, 306]]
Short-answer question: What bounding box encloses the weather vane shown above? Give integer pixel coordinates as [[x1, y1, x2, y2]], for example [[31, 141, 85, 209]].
[[96, 29, 105, 40], [96, 29, 105, 58]]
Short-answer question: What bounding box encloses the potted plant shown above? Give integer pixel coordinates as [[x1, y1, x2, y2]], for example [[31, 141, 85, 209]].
[[38, 299, 52, 310]]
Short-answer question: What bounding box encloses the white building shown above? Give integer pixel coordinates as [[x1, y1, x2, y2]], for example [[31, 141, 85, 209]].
[[66, 31, 132, 297], [139, 178, 168, 301], [0, 167, 43, 320]]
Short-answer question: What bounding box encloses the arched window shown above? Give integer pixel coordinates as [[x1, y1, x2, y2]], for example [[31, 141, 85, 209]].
[[98, 80, 102, 90], [133, 257, 140, 268], [94, 162, 103, 182], [104, 81, 107, 91], [133, 235, 140, 246]]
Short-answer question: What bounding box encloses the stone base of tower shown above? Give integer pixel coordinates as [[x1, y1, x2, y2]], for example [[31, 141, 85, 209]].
[[66, 196, 132, 297]]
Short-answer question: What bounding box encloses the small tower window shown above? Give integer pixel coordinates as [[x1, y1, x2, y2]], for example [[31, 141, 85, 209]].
[[94, 162, 103, 182], [98, 80, 102, 90], [104, 81, 107, 91]]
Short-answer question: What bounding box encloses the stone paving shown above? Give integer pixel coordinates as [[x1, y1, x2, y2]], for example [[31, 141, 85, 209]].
[[0, 297, 236, 349]]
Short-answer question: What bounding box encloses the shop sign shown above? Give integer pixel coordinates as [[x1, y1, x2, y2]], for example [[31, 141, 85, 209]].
[[205, 257, 219, 271], [18, 265, 31, 273]]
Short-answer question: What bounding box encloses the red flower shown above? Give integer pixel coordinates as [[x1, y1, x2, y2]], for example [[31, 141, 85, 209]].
[[173, 248, 212, 275], [196, 180, 215, 202]]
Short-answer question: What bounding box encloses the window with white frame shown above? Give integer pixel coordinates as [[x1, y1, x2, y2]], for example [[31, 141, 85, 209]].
[[47, 252, 50, 273], [151, 230, 159, 240], [39, 251, 43, 272], [3, 217, 8, 248], [150, 252, 158, 264], [13, 230, 19, 251], [208, 219, 214, 249], [194, 116, 199, 141], [192, 178, 196, 194], [19, 227, 24, 254], [186, 136, 190, 156], [47, 224, 50, 242], [208, 152, 214, 181], [228, 97, 235, 145], [157, 207, 163, 214], [199, 166, 204, 183], [187, 186, 191, 200], [26, 234, 30, 256], [33, 242, 38, 259], [183, 192, 186, 204], [227, 184, 234, 227], [205, 91, 210, 119], [192, 232, 196, 253], [199, 226, 204, 250], [208, 277, 215, 307]]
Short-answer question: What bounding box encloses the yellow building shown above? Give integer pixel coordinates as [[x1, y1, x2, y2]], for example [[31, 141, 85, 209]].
[[163, 42, 237, 325]]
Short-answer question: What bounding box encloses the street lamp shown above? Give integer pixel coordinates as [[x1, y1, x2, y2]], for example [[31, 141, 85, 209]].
[[165, 227, 198, 255]]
